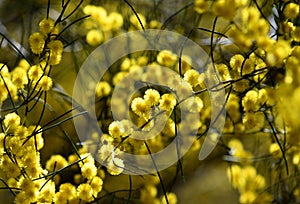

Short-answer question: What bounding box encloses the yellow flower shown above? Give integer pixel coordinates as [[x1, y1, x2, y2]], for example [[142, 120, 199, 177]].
[[266, 39, 291, 67], [38, 180, 55, 203], [28, 65, 43, 81], [157, 50, 177, 67], [29, 32, 45, 54], [59, 183, 77, 201], [37, 75, 53, 91], [144, 89, 160, 106], [4, 112, 21, 130], [108, 12, 124, 31], [184, 69, 201, 87], [194, 0, 208, 14], [161, 192, 177, 204], [131, 97, 151, 119], [239, 191, 257, 204], [11, 67, 28, 89], [90, 176, 103, 195], [86, 29, 103, 46], [242, 90, 259, 112], [77, 183, 93, 202], [216, 63, 231, 81], [284, 3, 299, 19], [81, 162, 97, 179], [130, 13, 146, 30], [108, 121, 125, 138], [39, 18, 55, 35], [159, 93, 177, 112], [45, 154, 68, 171], [107, 157, 124, 175], [96, 81, 111, 97]]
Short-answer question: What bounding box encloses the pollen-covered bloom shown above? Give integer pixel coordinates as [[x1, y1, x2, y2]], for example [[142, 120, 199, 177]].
[[159, 93, 177, 112], [144, 89, 160, 106], [194, 0, 208, 14], [39, 18, 55, 35], [157, 50, 177, 67], [107, 157, 124, 175], [284, 3, 300, 19], [29, 32, 45, 54], [96, 81, 111, 97], [86, 29, 103, 46], [3, 112, 21, 130], [131, 97, 151, 119], [77, 183, 93, 202], [184, 69, 201, 87], [81, 162, 97, 179], [108, 121, 125, 138], [37, 75, 53, 91], [130, 13, 146, 30]]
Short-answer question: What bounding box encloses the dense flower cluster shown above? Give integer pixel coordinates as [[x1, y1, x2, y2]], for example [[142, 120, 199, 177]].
[[0, 0, 300, 203]]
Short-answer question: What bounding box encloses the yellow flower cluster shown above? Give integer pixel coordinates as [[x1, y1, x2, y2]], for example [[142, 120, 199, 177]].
[[82, 5, 124, 46], [227, 164, 272, 203], [29, 18, 63, 65]]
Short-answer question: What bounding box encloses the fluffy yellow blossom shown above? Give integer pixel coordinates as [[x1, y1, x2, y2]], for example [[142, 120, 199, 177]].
[[112, 71, 127, 85], [242, 90, 259, 112], [108, 12, 124, 30], [130, 13, 146, 30], [54, 192, 67, 203], [284, 3, 299, 19], [212, 0, 246, 20], [4, 112, 20, 130], [266, 39, 291, 67], [108, 120, 125, 138], [77, 183, 93, 202], [293, 152, 300, 166], [11, 67, 28, 89], [39, 18, 55, 35], [131, 97, 151, 119], [81, 162, 97, 179], [144, 89, 160, 106], [48, 40, 63, 54], [157, 50, 177, 67], [96, 81, 111, 97], [159, 93, 177, 112], [121, 58, 132, 71], [37, 75, 53, 91], [86, 29, 103, 46], [239, 191, 257, 203], [59, 183, 77, 201], [45, 154, 68, 171], [38, 180, 55, 203], [184, 69, 201, 87], [227, 165, 243, 189], [216, 63, 231, 81], [107, 157, 124, 175], [149, 20, 162, 29], [194, 0, 208, 14], [90, 176, 103, 195], [161, 192, 177, 204], [242, 112, 265, 129], [230, 54, 244, 71], [28, 65, 43, 81], [29, 32, 45, 54], [47, 40, 64, 65]]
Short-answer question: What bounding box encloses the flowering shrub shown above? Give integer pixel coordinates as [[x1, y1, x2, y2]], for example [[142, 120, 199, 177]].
[[0, 0, 300, 203]]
